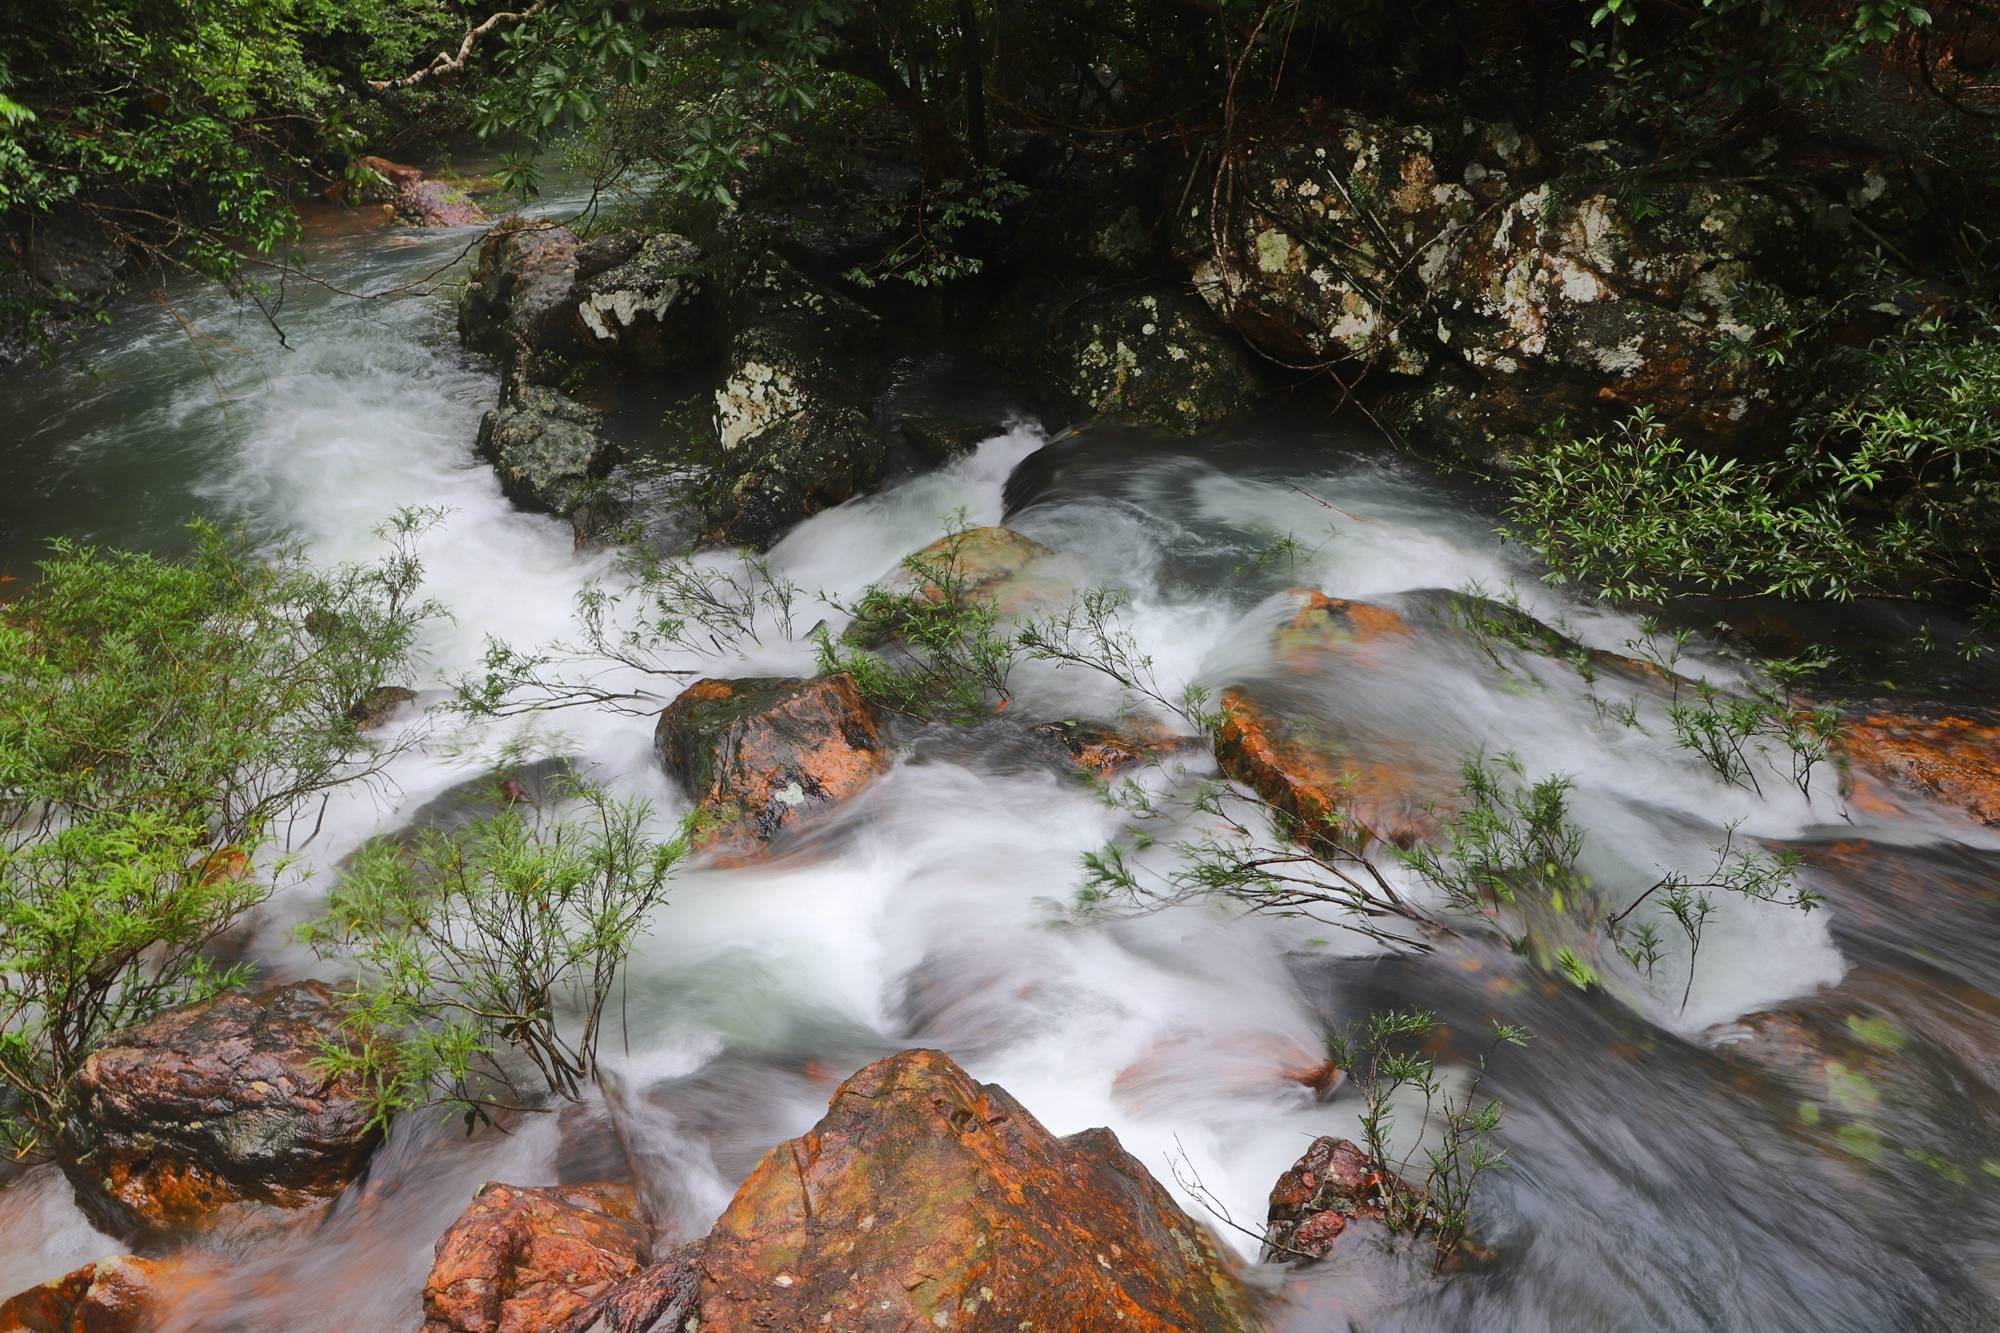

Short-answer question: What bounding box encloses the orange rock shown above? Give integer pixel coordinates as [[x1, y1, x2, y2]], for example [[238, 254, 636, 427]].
[[653, 675, 891, 860], [1839, 710, 2000, 827], [690, 1049, 1254, 1331], [1263, 1136, 1415, 1264], [1274, 589, 1412, 670], [1214, 687, 1445, 851], [1031, 716, 1196, 780], [420, 1182, 649, 1333], [1112, 1031, 1341, 1113], [846, 526, 1071, 648], [0, 1254, 212, 1332]]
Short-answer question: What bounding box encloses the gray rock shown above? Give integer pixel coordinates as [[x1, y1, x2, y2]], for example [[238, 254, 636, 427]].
[[476, 385, 611, 516]]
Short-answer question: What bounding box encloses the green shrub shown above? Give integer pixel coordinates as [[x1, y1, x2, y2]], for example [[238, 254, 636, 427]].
[[0, 515, 436, 1158], [299, 782, 689, 1127]]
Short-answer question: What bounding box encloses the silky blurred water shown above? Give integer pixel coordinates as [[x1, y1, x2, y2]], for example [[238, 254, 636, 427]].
[[1, 196, 1996, 1332]]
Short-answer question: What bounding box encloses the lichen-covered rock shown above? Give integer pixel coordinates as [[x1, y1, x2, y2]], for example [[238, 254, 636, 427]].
[[1437, 180, 1803, 440], [348, 684, 417, 730], [475, 385, 612, 519], [703, 254, 890, 548], [1036, 286, 1263, 434], [353, 156, 486, 228], [687, 1048, 1253, 1331], [420, 1182, 649, 1333], [1186, 113, 1539, 375], [73, 981, 381, 1236], [571, 233, 705, 371], [1838, 709, 2000, 826], [459, 219, 583, 396], [653, 675, 890, 860], [1263, 1136, 1413, 1263], [0, 1254, 211, 1332]]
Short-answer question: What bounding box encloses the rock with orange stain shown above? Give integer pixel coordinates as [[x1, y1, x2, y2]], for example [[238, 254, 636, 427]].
[[687, 1048, 1253, 1331], [1838, 710, 2000, 827], [1031, 716, 1197, 780], [1214, 687, 1446, 851], [654, 675, 891, 859], [1272, 589, 1412, 669], [0, 1254, 212, 1332], [74, 981, 381, 1237], [1262, 1136, 1416, 1264], [420, 1182, 650, 1333]]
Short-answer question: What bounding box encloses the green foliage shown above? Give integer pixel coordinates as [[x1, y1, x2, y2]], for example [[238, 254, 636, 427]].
[[300, 780, 689, 1125], [0, 515, 437, 1158], [843, 168, 1030, 289], [815, 517, 1019, 722], [1327, 1013, 1529, 1268], [1399, 755, 1585, 921]]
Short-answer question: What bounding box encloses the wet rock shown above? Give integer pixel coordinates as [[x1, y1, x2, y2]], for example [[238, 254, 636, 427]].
[[551, 1241, 703, 1333], [354, 156, 486, 228], [653, 675, 890, 859], [476, 385, 613, 518], [72, 981, 380, 1236], [571, 234, 705, 371], [845, 526, 1070, 647], [1434, 180, 1804, 445], [1838, 709, 2000, 826], [459, 219, 583, 396], [1031, 717, 1196, 780], [688, 1048, 1253, 1331], [348, 684, 417, 730], [1215, 685, 1444, 852], [703, 254, 889, 548], [420, 1182, 649, 1333], [1032, 286, 1263, 434], [0, 1254, 209, 1332], [1263, 1136, 1411, 1263], [1188, 113, 1536, 374], [1112, 1030, 1341, 1116], [0, 208, 133, 365]]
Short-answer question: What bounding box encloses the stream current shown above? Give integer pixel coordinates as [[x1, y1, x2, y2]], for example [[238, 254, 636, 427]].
[[1, 193, 1997, 1333]]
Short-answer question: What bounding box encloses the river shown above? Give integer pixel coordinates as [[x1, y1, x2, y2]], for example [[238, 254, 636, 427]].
[[1, 189, 1996, 1332]]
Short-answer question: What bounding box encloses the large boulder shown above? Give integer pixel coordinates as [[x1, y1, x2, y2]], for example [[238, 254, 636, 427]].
[[1027, 286, 1264, 434], [653, 675, 891, 859], [459, 219, 584, 396], [1188, 114, 1537, 375], [0, 1255, 210, 1332], [702, 254, 890, 548], [571, 233, 706, 371], [475, 385, 613, 520], [71, 980, 382, 1236], [420, 1182, 650, 1333], [685, 1049, 1253, 1330]]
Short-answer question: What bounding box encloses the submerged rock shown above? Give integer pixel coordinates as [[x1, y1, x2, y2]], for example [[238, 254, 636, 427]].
[[420, 1182, 649, 1333], [475, 385, 613, 519], [686, 1048, 1253, 1330], [0, 1254, 210, 1332], [347, 683, 417, 730], [72, 981, 380, 1236], [845, 525, 1071, 648], [1031, 716, 1196, 780], [653, 675, 890, 859], [1838, 709, 2000, 827]]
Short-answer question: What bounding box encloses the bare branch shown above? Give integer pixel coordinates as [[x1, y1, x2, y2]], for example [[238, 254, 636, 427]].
[[370, 0, 550, 91]]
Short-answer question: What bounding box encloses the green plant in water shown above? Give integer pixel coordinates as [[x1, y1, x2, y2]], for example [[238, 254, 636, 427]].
[[0, 513, 439, 1159], [300, 779, 690, 1128]]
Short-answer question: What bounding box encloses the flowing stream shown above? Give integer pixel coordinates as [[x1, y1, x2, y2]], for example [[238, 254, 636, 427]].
[[2, 192, 1998, 1332]]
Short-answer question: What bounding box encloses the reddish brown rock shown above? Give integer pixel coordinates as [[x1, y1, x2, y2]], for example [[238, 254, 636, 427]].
[[1272, 590, 1413, 670], [1031, 716, 1197, 780], [689, 1049, 1253, 1331], [420, 1182, 649, 1333], [73, 981, 381, 1236], [653, 675, 890, 861], [351, 156, 486, 227], [0, 1254, 210, 1332], [551, 1241, 703, 1333], [1214, 687, 1446, 851], [1838, 710, 2000, 827], [1112, 1031, 1341, 1115], [1263, 1136, 1413, 1263]]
